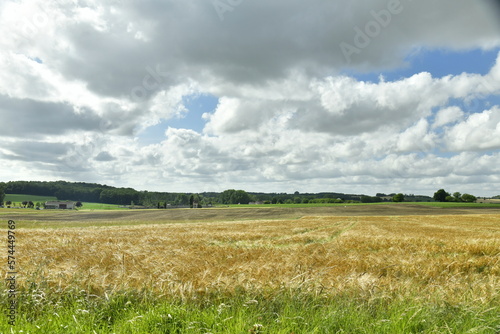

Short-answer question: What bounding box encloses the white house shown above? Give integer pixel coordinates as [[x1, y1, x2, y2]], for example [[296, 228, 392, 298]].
[[44, 201, 75, 210]]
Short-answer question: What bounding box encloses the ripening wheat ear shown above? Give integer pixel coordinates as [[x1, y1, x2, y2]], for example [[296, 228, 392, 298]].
[[12, 214, 500, 303]]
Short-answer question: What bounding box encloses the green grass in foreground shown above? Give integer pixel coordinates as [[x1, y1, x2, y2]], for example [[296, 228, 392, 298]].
[[1, 288, 499, 333]]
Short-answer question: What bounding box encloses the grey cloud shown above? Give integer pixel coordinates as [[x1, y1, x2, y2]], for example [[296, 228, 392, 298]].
[[289, 99, 424, 135], [1, 140, 68, 164], [1, 0, 500, 195], [94, 151, 115, 162], [0, 95, 142, 138], [98, 103, 141, 136], [0, 95, 102, 137], [60, 23, 171, 98], [36, 0, 500, 102]]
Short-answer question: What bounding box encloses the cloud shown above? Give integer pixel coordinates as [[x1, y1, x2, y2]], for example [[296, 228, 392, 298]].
[[204, 61, 499, 137], [4, 0, 499, 98], [0, 140, 68, 164], [94, 151, 115, 162], [397, 119, 436, 152], [445, 107, 500, 152], [0, 95, 102, 138], [433, 106, 465, 128], [0, 0, 500, 195]]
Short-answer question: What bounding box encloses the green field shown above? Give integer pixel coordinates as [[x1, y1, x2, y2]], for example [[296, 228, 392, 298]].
[[4, 194, 58, 203], [77, 202, 125, 210], [3, 194, 125, 210], [406, 201, 500, 208], [228, 201, 500, 209]]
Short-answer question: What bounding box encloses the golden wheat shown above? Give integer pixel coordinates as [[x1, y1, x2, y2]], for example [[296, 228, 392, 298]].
[[8, 214, 500, 303]]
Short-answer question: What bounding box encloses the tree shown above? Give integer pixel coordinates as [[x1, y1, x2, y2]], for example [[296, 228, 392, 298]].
[[453, 192, 462, 202], [461, 194, 477, 203], [221, 189, 251, 204], [220, 189, 236, 204], [175, 194, 189, 206], [0, 182, 5, 205], [189, 194, 201, 208], [361, 196, 383, 203], [445, 195, 455, 202], [99, 188, 140, 205], [433, 189, 450, 202], [75, 201, 83, 208], [231, 190, 251, 204], [392, 193, 405, 202]]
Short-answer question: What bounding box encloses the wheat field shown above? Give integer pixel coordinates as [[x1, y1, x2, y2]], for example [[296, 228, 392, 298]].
[[12, 214, 500, 304]]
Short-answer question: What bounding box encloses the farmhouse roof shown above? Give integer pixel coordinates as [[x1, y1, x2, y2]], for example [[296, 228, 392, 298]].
[[45, 201, 75, 204]]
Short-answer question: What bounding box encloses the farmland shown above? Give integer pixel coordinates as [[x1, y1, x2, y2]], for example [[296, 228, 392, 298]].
[[2, 193, 123, 211], [1, 205, 499, 332], [3, 194, 58, 203]]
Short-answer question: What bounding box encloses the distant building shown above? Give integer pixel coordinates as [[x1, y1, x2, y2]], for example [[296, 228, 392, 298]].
[[45, 201, 75, 210]]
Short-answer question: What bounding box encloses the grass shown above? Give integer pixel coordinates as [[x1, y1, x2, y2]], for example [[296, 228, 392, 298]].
[[2, 287, 499, 333], [1, 196, 125, 211], [4, 194, 58, 203], [78, 202, 125, 210], [408, 201, 500, 208], [226, 202, 392, 208], [1, 212, 499, 332], [2, 195, 123, 213], [228, 201, 500, 208]]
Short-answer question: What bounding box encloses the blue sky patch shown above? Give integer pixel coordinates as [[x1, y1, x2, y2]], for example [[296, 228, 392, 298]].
[[344, 48, 500, 83], [137, 93, 219, 145]]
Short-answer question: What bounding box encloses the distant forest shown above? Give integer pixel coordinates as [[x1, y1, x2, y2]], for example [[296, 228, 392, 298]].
[[0, 180, 434, 207]]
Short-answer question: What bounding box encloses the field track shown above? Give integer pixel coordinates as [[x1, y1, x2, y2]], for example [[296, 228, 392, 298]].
[[2, 204, 500, 226]]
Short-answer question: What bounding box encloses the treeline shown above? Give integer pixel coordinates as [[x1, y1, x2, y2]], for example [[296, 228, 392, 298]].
[[432, 189, 477, 203], [4, 180, 113, 203], [1, 180, 439, 207], [0, 183, 5, 205], [1, 181, 368, 206], [2, 181, 138, 206]]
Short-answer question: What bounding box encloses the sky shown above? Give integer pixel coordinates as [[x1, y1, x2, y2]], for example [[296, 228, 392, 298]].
[[1, 0, 500, 196]]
